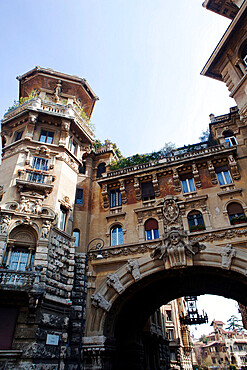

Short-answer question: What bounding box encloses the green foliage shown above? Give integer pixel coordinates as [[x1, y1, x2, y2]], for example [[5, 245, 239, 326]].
[[109, 142, 176, 171], [93, 139, 122, 159], [199, 128, 218, 147], [199, 334, 209, 344], [226, 315, 244, 332], [7, 90, 38, 112], [73, 104, 95, 132]]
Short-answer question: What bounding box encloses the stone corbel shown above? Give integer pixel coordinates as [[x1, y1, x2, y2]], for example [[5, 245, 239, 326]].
[[173, 168, 181, 192], [207, 160, 218, 185], [235, 58, 246, 75], [59, 119, 70, 146], [192, 163, 201, 188], [134, 177, 142, 201], [152, 173, 160, 197], [101, 184, 109, 209], [119, 180, 127, 204], [26, 112, 38, 140], [228, 155, 240, 180]]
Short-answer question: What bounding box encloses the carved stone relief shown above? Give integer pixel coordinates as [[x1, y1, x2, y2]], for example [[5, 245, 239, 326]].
[[192, 163, 201, 188], [127, 259, 142, 281], [151, 229, 206, 268], [107, 273, 125, 294], [152, 173, 160, 197], [228, 155, 241, 180], [207, 160, 218, 185], [101, 184, 109, 209], [0, 214, 12, 234], [163, 197, 179, 224], [41, 221, 51, 239], [134, 177, 142, 201], [221, 244, 236, 270], [173, 168, 181, 192], [91, 292, 111, 311], [119, 180, 127, 204]]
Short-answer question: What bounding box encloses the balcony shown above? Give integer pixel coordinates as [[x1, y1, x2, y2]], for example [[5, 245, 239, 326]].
[[0, 269, 44, 294], [16, 169, 54, 194], [2, 98, 94, 141]]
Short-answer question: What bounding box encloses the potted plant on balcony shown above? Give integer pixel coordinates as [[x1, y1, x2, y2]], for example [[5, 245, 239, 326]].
[[190, 224, 205, 232], [230, 215, 247, 225]]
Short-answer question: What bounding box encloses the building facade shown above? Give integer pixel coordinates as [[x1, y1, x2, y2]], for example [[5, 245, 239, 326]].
[[1, 1, 247, 368]]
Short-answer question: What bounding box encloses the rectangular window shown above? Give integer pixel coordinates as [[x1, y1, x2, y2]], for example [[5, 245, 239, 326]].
[[59, 207, 67, 231], [216, 167, 232, 185], [225, 136, 238, 146], [110, 189, 122, 208], [75, 188, 84, 204], [28, 172, 46, 183], [69, 137, 77, 155], [32, 157, 48, 171], [14, 131, 23, 142], [181, 178, 196, 193], [146, 229, 159, 240], [141, 182, 155, 201], [39, 129, 54, 144]]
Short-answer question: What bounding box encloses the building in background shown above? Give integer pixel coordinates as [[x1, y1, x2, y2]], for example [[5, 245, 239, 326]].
[[193, 320, 247, 369]]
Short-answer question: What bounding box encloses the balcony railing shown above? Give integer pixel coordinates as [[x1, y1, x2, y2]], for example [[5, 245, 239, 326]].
[[0, 269, 43, 293], [104, 143, 233, 178], [16, 169, 54, 193], [3, 98, 94, 140]]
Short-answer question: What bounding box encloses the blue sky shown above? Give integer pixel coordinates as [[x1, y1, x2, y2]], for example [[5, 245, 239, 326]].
[[0, 1, 241, 329], [0, 0, 232, 156]]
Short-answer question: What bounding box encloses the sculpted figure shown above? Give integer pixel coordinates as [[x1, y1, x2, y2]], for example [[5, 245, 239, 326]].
[[151, 229, 202, 268], [221, 244, 236, 270], [19, 196, 30, 213], [42, 221, 51, 239], [107, 273, 124, 294], [127, 259, 142, 281], [0, 215, 11, 234], [33, 199, 42, 214], [91, 293, 111, 311]]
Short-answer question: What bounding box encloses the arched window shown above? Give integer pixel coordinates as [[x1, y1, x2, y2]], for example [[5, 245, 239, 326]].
[[72, 229, 80, 247], [97, 163, 106, 178], [188, 211, 205, 232], [223, 130, 238, 146], [110, 225, 123, 246], [227, 202, 247, 225], [145, 218, 159, 240], [3, 226, 36, 271]]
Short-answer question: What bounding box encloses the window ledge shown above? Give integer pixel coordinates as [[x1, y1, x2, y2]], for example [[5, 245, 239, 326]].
[[183, 191, 197, 199], [0, 350, 22, 358], [142, 199, 156, 207], [106, 211, 126, 219], [217, 187, 242, 197]]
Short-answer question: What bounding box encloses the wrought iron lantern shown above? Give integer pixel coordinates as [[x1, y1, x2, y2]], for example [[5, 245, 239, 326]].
[[180, 296, 208, 325]]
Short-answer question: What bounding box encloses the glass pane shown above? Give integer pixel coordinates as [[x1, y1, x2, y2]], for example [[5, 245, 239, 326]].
[[182, 180, 189, 193], [73, 231, 80, 247], [118, 227, 123, 245], [153, 229, 159, 239], [111, 228, 117, 246], [118, 192, 122, 206], [39, 130, 47, 143], [217, 172, 224, 185], [224, 171, 232, 184], [110, 191, 116, 207], [146, 230, 152, 240], [47, 132, 54, 144], [188, 178, 196, 192]]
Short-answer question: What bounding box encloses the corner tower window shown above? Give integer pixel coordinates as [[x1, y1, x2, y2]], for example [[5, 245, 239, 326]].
[[97, 163, 106, 178], [75, 188, 84, 204], [39, 129, 54, 144], [145, 218, 159, 240], [59, 206, 67, 231], [223, 130, 238, 146]]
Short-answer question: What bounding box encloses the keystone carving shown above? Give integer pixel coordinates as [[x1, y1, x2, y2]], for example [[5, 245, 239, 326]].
[[107, 273, 125, 294], [91, 293, 111, 311], [221, 244, 236, 270], [151, 229, 206, 268], [127, 259, 142, 281]]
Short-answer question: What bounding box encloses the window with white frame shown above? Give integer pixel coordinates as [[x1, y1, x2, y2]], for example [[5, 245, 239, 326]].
[[110, 225, 123, 246], [223, 130, 238, 146], [145, 218, 159, 240], [39, 129, 54, 144], [59, 206, 67, 231], [32, 157, 48, 171], [215, 167, 232, 185], [110, 189, 122, 208], [181, 177, 196, 193]]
